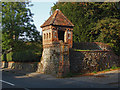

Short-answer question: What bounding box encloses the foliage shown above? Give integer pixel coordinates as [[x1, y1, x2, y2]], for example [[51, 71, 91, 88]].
[[91, 17, 120, 55], [2, 52, 12, 62], [92, 71, 97, 73], [73, 49, 91, 51], [51, 2, 120, 55], [111, 66, 119, 69], [103, 69, 110, 72], [12, 50, 40, 62], [1, 50, 41, 62], [1, 41, 42, 62], [2, 2, 41, 52], [0, 1, 1, 23], [102, 66, 120, 72], [7, 52, 13, 61]]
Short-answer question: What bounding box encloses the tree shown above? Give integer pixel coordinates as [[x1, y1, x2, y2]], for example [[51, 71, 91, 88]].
[[51, 2, 120, 55], [91, 18, 120, 55], [51, 2, 101, 42], [2, 2, 41, 52]]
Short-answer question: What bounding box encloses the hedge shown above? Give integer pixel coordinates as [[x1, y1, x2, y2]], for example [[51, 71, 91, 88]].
[[1, 50, 41, 62]]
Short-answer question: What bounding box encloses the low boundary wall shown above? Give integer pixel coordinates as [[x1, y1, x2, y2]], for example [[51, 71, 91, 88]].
[[69, 49, 119, 73], [1, 61, 39, 72], [1, 50, 119, 75]]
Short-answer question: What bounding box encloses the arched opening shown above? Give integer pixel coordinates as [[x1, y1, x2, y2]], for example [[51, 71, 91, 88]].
[[44, 34, 45, 39], [47, 33, 48, 39], [49, 32, 51, 38], [58, 30, 65, 42]]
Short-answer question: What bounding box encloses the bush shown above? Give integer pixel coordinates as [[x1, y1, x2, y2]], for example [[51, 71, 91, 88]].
[[1, 53, 12, 62], [7, 52, 13, 61], [1, 54, 6, 61], [1, 50, 41, 62]]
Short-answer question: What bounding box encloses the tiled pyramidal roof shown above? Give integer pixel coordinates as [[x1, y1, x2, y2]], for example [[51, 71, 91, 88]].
[[40, 9, 74, 28]]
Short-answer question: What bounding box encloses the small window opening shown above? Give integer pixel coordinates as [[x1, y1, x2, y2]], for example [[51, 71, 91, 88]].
[[44, 34, 45, 39], [47, 33, 48, 39], [49, 33, 51, 38], [58, 30, 65, 42]]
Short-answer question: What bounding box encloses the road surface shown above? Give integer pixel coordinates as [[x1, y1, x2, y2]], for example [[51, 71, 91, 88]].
[[1, 68, 120, 89]]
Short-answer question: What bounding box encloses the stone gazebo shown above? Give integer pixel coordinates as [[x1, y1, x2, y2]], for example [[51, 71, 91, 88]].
[[37, 9, 74, 77]]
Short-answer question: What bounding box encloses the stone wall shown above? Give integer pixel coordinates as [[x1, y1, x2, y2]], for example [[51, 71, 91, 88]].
[[69, 49, 119, 73], [1, 49, 119, 76], [37, 41, 70, 77], [1, 61, 38, 72], [1, 41, 119, 77]]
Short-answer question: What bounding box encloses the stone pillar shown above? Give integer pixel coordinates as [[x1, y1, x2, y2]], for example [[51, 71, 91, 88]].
[[37, 41, 70, 77], [57, 41, 70, 77]]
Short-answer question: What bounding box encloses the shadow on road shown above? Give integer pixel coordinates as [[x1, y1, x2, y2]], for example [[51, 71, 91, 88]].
[[2, 68, 119, 88]]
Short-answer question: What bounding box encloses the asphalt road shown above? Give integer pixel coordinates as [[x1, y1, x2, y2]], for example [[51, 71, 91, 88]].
[[1, 69, 120, 89]]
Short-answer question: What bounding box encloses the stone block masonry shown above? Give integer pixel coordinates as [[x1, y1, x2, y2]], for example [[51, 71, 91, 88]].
[[1, 49, 119, 77], [37, 41, 70, 77], [39, 9, 74, 77], [1, 61, 39, 72], [69, 49, 119, 73]]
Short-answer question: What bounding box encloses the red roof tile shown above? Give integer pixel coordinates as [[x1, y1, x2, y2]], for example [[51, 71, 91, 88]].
[[40, 9, 74, 28]]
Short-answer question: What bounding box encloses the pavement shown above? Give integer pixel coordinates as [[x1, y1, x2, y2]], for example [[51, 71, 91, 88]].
[[1, 68, 120, 89]]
